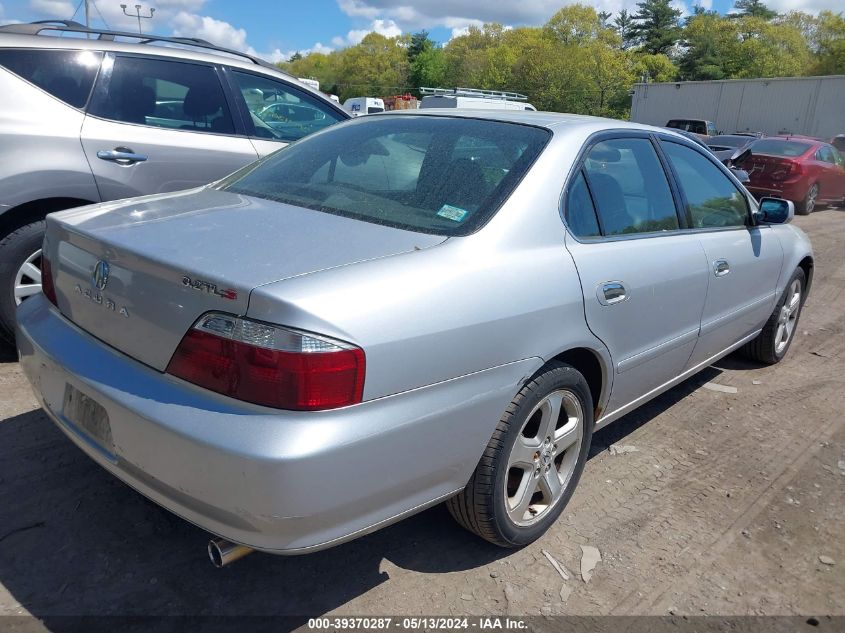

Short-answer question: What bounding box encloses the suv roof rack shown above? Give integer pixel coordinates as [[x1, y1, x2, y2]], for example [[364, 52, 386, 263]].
[[0, 20, 277, 70], [419, 87, 528, 101]]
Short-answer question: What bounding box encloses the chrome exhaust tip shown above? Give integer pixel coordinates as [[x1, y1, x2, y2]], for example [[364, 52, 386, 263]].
[[208, 537, 253, 568]]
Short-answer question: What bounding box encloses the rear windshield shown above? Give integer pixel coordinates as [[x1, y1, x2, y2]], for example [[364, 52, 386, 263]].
[[667, 120, 706, 135], [707, 136, 747, 148], [220, 116, 550, 236], [750, 139, 812, 157]]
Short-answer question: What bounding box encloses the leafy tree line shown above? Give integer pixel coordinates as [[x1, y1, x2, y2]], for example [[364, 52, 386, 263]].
[[279, 0, 845, 119]]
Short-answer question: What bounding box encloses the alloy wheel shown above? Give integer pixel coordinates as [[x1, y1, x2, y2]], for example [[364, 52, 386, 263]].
[[13, 249, 42, 306], [775, 278, 801, 355], [504, 389, 583, 526], [806, 184, 818, 213]]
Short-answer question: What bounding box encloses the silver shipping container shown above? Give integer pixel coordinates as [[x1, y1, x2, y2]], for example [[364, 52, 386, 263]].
[[630, 75, 845, 139]]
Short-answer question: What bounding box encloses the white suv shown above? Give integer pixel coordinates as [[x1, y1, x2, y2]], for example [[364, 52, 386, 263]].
[[0, 20, 349, 343]]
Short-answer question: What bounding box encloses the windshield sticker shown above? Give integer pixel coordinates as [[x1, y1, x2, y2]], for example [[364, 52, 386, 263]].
[[437, 204, 468, 222]]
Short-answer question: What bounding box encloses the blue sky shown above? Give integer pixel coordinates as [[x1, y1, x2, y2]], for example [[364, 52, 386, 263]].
[[0, 0, 831, 63]]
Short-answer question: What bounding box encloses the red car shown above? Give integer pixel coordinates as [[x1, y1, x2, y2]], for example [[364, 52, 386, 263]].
[[743, 137, 845, 214]]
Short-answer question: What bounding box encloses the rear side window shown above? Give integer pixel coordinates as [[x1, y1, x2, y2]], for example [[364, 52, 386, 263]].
[[582, 138, 679, 236], [564, 171, 600, 238], [230, 70, 345, 142], [816, 146, 836, 164], [661, 142, 748, 229], [90, 56, 234, 134], [0, 49, 103, 108], [220, 116, 550, 236]]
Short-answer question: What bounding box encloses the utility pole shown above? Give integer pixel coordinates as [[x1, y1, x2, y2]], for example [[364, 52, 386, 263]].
[[84, 0, 90, 28], [120, 4, 155, 34]]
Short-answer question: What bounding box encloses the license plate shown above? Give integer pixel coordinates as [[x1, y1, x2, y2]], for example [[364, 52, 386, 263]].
[[62, 384, 114, 451]]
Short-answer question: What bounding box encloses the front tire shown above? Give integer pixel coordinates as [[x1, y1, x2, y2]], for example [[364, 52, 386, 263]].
[[0, 220, 46, 344], [742, 268, 805, 364], [447, 362, 593, 548]]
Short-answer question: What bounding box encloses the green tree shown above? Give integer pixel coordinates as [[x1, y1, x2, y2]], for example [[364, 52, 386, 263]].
[[544, 5, 615, 46], [632, 0, 682, 55], [812, 11, 845, 74], [288, 52, 303, 63], [632, 53, 678, 82], [733, 0, 778, 20], [679, 13, 731, 79], [410, 45, 447, 90], [614, 9, 637, 50], [336, 32, 410, 100], [408, 30, 433, 62]]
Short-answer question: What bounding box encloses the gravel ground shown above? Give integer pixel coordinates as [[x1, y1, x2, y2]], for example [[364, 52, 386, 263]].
[[0, 211, 843, 623]]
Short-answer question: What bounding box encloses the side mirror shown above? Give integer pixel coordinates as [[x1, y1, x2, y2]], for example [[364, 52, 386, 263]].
[[731, 168, 750, 184], [757, 197, 794, 224]]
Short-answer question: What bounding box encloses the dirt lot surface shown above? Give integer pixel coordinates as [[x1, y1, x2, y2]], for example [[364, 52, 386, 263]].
[[0, 212, 843, 625]]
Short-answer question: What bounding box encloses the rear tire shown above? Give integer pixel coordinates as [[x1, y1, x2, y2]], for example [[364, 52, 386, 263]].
[[0, 220, 46, 345], [447, 362, 593, 548], [796, 183, 818, 215], [741, 268, 805, 365]]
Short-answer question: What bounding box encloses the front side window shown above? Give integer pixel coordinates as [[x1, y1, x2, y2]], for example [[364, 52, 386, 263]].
[[90, 56, 235, 134], [0, 49, 103, 108], [230, 71, 345, 142], [582, 138, 679, 236], [220, 116, 550, 236], [662, 141, 748, 229]]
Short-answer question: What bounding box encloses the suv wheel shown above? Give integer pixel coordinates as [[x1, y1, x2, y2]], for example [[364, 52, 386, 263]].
[[447, 362, 593, 547], [0, 220, 46, 344]]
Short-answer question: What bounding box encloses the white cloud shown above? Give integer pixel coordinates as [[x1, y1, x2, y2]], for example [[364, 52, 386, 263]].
[[171, 11, 249, 50], [766, 0, 844, 11], [335, 0, 635, 31], [335, 18, 402, 46], [696, 0, 713, 9]]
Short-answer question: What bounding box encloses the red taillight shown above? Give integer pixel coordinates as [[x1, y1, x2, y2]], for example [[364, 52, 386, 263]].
[[166, 313, 365, 411], [41, 250, 58, 307]]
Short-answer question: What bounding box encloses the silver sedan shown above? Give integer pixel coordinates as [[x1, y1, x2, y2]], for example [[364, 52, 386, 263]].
[[17, 110, 813, 565]]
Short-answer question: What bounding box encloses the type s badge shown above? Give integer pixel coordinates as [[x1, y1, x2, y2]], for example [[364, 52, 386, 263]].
[[182, 276, 238, 301]]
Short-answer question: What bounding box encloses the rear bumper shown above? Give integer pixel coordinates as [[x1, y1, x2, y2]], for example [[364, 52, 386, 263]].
[[16, 296, 537, 553], [746, 181, 806, 202]]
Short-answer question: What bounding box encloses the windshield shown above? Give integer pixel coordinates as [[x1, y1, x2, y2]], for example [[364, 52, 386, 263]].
[[750, 139, 812, 157], [219, 116, 551, 236]]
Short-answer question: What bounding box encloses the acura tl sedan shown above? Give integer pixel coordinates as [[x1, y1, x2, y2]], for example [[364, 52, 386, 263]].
[[17, 111, 813, 565]]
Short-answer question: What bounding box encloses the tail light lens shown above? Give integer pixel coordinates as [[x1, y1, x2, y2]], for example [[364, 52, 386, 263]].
[[166, 313, 365, 411], [41, 248, 58, 307]]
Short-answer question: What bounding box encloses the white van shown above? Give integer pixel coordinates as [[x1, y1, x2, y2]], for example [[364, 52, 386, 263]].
[[343, 97, 385, 116], [419, 87, 536, 111]]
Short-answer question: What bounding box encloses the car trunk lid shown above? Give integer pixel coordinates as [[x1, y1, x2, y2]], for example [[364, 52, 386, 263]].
[[47, 187, 445, 371], [745, 154, 801, 184]]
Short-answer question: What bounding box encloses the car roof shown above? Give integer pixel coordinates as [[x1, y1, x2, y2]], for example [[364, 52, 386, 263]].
[[379, 108, 679, 136], [0, 30, 326, 99]]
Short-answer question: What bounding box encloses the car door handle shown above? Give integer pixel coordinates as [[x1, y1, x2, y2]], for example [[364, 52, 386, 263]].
[[598, 281, 628, 306], [713, 259, 730, 277], [96, 148, 148, 164]]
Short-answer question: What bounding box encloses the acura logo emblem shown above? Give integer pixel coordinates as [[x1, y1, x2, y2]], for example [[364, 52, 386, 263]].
[[92, 260, 110, 291]]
